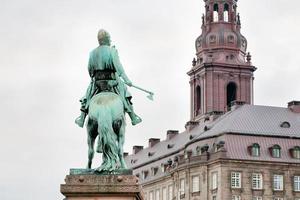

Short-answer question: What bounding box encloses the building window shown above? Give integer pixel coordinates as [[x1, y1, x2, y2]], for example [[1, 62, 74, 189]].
[[168, 185, 173, 200], [291, 146, 300, 159], [212, 172, 218, 190], [294, 176, 300, 191], [271, 145, 281, 158], [156, 189, 160, 200], [192, 175, 200, 192], [212, 195, 217, 200], [231, 172, 241, 188], [180, 178, 185, 196], [253, 197, 262, 200], [149, 191, 154, 200], [252, 173, 263, 190], [227, 82, 237, 107], [224, 3, 229, 22], [232, 195, 241, 200], [213, 4, 219, 22], [195, 85, 201, 115], [273, 174, 284, 191], [273, 198, 283, 200], [162, 187, 167, 200], [250, 143, 260, 157], [143, 171, 149, 180]]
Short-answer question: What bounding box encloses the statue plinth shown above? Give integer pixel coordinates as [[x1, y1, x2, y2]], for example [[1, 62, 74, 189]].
[[61, 169, 144, 200]]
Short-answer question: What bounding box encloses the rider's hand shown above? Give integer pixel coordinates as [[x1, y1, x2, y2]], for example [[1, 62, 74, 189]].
[[126, 80, 132, 87]]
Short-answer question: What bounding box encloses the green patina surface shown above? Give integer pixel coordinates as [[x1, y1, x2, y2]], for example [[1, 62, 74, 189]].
[[74, 30, 152, 174]]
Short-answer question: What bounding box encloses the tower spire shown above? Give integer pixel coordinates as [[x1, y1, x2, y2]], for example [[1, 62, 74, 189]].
[[187, 0, 256, 125]]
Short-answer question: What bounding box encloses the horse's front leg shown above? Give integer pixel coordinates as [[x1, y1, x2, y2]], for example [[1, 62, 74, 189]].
[[86, 118, 97, 169]]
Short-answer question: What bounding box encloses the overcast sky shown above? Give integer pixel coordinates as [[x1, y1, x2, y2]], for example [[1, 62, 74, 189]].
[[1, 0, 300, 199]]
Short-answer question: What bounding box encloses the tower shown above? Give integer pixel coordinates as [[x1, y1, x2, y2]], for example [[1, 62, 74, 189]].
[[187, 0, 256, 123]]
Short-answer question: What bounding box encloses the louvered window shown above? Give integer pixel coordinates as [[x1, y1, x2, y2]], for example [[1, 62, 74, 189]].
[[231, 172, 241, 188]]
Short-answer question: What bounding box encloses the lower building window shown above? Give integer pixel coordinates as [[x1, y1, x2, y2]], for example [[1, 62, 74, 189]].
[[212, 172, 218, 190], [252, 173, 263, 189], [192, 175, 200, 192], [180, 178, 185, 196], [273, 197, 283, 200], [212, 195, 217, 200], [156, 189, 160, 200], [162, 187, 167, 200], [168, 185, 173, 200], [294, 176, 300, 191], [149, 191, 154, 200], [232, 195, 241, 200], [273, 174, 284, 191], [253, 197, 262, 200]]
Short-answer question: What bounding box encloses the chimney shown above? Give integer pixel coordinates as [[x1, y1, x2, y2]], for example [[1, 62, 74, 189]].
[[288, 101, 300, 113], [148, 138, 160, 148], [123, 152, 129, 157], [167, 130, 179, 140], [132, 146, 143, 154]]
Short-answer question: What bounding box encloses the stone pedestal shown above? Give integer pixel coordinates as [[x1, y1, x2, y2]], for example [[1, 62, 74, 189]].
[[61, 169, 144, 200]]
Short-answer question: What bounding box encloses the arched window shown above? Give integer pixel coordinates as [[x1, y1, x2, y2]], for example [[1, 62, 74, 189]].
[[227, 82, 237, 106], [291, 146, 300, 159], [224, 4, 229, 22], [213, 4, 219, 22], [195, 85, 201, 114]]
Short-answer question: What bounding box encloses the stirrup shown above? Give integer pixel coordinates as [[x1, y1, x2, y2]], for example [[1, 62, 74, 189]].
[[131, 115, 142, 126], [75, 116, 84, 128]]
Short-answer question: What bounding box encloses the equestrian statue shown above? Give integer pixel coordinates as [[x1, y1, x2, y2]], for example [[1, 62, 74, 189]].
[[75, 29, 153, 173]]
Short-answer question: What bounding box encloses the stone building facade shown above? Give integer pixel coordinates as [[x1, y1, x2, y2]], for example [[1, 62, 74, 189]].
[[125, 0, 300, 200]]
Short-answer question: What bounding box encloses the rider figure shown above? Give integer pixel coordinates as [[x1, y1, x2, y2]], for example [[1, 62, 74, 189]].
[[75, 29, 142, 127]]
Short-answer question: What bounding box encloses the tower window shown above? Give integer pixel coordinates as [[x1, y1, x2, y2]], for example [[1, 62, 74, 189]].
[[195, 85, 201, 115], [224, 4, 229, 22], [227, 82, 237, 106], [213, 4, 219, 22]]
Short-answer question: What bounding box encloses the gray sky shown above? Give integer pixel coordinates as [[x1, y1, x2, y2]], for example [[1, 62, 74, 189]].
[[1, 0, 300, 199]]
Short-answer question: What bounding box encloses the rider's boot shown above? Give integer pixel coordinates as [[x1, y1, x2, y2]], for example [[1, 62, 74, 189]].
[[128, 112, 142, 126], [75, 112, 86, 128]]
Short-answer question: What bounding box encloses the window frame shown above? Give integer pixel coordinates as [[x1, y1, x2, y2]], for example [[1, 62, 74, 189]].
[[231, 172, 242, 189], [294, 175, 300, 192], [192, 175, 200, 193], [179, 178, 185, 196], [273, 174, 284, 191], [212, 172, 218, 190], [162, 187, 167, 200], [168, 185, 173, 200], [252, 173, 263, 190]]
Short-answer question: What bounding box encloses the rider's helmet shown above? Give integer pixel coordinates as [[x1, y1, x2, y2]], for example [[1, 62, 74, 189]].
[[97, 29, 111, 46]]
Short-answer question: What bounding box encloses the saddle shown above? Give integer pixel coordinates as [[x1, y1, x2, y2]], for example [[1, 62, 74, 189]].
[[94, 69, 118, 93]]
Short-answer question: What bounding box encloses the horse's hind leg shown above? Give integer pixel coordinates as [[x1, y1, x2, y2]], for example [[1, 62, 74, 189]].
[[86, 118, 97, 169], [115, 119, 127, 169]]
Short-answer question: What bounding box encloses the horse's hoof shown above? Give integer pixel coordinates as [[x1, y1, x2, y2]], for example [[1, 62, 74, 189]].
[[131, 116, 142, 126]]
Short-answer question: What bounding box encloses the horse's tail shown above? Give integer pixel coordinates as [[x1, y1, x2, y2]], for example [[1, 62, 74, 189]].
[[97, 105, 119, 166]]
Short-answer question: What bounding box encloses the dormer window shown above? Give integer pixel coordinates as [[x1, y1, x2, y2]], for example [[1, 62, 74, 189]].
[[142, 170, 149, 180], [290, 146, 300, 159], [270, 145, 281, 158], [249, 143, 260, 157], [151, 167, 159, 176], [280, 121, 291, 128]]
